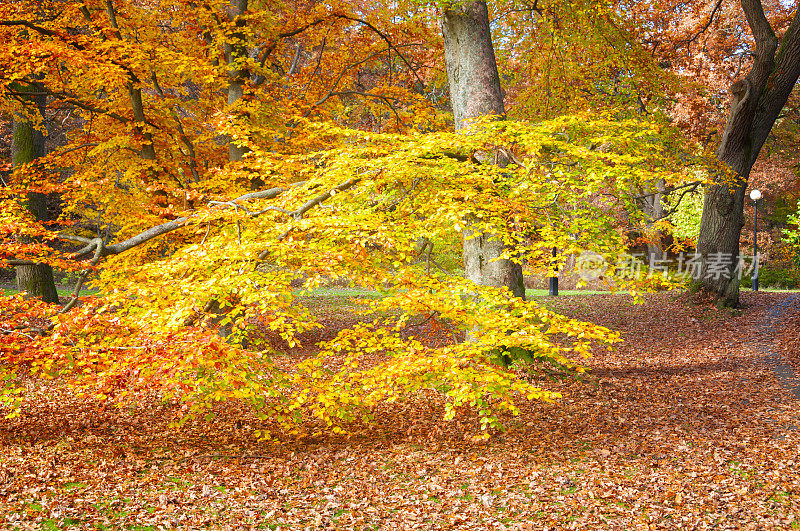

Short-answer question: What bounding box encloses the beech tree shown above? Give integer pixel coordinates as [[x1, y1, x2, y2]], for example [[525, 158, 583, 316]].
[[0, 0, 707, 437], [442, 0, 525, 299]]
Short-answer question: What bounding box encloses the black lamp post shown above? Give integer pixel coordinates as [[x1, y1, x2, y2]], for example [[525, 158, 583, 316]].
[[750, 189, 762, 291], [549, 246, 558, 296]]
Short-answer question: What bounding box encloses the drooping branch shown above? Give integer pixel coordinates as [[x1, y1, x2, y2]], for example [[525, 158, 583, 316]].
[[4, 177, 359, 312], [61, 183, 309, 261], [60, 237, 105, 313], [256, 177, 361, 260]]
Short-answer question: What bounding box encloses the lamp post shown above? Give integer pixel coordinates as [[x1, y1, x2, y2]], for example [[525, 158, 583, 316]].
[[549, 246, 558, 296], [750, 189, 762, 291]]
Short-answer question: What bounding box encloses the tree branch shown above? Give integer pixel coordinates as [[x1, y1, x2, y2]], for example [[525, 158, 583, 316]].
[[0, 20, 58, 37], [59, 237, 105, 314], [6, 82, 131, 123], [676, 0, 724, 52], [256, 177, 361, 260], [336, 14, 426, 90]]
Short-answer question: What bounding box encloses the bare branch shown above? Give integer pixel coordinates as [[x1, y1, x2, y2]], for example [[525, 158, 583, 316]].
[[336, 15, 426, 90], [294, 177, 360, 219], [630, 180, 703, 200], [676, 0, 724, 52], [59, 237, 105, 314], [103, 217, 189, 255], [255, 177, 362, 260]]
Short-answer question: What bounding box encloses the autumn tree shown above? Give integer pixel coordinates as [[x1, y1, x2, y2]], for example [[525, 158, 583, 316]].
[[0, 0, 709, 437], [691, 0, 800, 306], [602, 0, 800, 304]]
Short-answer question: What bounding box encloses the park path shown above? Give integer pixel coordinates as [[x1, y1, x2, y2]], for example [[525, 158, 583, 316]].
[[750, 292, 800, 400]]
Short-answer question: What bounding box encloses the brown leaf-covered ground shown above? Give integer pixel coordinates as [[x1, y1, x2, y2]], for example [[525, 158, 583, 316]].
[[2, 291, 800, 530]]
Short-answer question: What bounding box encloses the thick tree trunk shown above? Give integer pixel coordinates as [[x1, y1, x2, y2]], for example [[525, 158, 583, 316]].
[[696, 1, 800, 307], [11, 87, 59, 304], [442, 1, 525, 300]]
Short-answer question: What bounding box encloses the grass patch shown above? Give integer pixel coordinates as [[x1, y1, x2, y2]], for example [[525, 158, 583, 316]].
[[300, 287, 617, 299], [526, 289, 613, 297], [1, 285, 98, 298]]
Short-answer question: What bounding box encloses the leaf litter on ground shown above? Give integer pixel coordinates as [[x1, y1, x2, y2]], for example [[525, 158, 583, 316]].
[[2, 291, 800, 529]]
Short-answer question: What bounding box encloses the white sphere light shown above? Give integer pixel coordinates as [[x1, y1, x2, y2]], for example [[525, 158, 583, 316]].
[[750, 189, 762, 201]]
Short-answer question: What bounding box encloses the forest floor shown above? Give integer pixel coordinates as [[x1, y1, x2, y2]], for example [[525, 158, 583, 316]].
[[2, 291, 800, 530]]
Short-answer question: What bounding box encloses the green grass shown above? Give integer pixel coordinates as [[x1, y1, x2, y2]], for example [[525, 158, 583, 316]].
[[299, 287, 615, 298], [1, 285, 97, 298], [526, 289, 612, 297], [300, 287, 385, 298], [7, 284, 797, 304]]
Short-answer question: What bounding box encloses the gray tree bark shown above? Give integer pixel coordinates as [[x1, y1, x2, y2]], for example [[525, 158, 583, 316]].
[[696, 0, 800, 307], [442, 1, 525, 300], [11, 85, 59, 304]]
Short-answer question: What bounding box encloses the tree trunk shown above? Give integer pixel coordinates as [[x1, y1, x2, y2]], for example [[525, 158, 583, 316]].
[[441, 1, 525, 300], [11, 86, 59, 304], [637, 178, 666, 263], [696, 0, 800, 307], [225, 0, 249, 163], [204, 0, 250, 342]]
